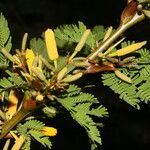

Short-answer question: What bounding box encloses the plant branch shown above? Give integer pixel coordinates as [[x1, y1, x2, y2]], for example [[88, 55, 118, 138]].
[[0, 108, 30, 140], [87, 13, 145, 61]]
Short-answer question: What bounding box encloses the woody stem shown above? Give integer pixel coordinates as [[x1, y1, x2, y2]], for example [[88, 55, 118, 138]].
[[0, 108, 30, 140], [87, 13, 145, 61]]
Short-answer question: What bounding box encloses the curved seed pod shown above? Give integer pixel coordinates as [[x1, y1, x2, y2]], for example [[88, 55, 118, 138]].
[[62, 72, 83, 83], [57, 67, 68, 81], [84, 63, 116, 74], [115, 70, 132, 83], [121, 1, 138, 24], [117, 41, 146, 56], [31, 67, 46, 82], [69, 29, 91, 61], [143, 9, 150, 18], [39, 55, 55, 71], [108, 41, 147, 57], [75, 29, 91, 52]]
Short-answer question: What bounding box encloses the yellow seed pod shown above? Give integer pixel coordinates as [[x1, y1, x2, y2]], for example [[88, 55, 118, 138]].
[[115, 70, 132, 83], [42, 126, 57, 136], [45, 29, 58, 61], [109, 41, 147, 57], [62, 72, 83, 83], [57, 67, 68, 81], [6, 90, 18, 119], [25, 49, 35, 73]]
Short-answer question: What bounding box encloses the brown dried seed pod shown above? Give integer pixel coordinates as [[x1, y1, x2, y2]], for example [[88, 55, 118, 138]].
[[121, 1, 138, 24], [84, 62, 116, 74]]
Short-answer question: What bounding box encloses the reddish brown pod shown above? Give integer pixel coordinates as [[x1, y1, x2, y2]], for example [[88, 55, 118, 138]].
[[22, 99, 37, 111], [84, 62, 116, 74], [121, 0, 138, 24]]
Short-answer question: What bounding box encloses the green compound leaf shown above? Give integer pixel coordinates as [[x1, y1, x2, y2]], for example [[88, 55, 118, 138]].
[[30, 37, 49, 60], [58, 85, 108, 149], [17, 120, 45, 135], [0, 13, 12, 67], [54, 21, 105, 50], [17, 120, 52, 149], [102, 41, 150, 109], [29, 130, 52, 149], [0, 13, 12, 51]]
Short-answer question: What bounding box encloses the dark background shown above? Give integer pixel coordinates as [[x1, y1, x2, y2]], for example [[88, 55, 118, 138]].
[[0, 0, 150, 150]]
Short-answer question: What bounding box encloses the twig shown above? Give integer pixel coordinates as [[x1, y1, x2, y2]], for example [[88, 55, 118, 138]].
[[11, 135, 25, 150], [0, 108, 30, 140], [87, 13, 145, 61]]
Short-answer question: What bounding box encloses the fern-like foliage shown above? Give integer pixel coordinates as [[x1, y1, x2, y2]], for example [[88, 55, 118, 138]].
[[102, 73, 140, 108], [102, 41, 150, 109], [30, 37, 49, 60], [0, 14, 149, 150], [0, 13, 12, 68], [0, 70, 25, 92], [58, 84, 108, 149], [17, 120, 45, 135], [0, 13, 11, 51], [17, 120, 52, 149], [29, 130, 52, 149], [54, 22, 106, 52], [65, 84, 81, 96]]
